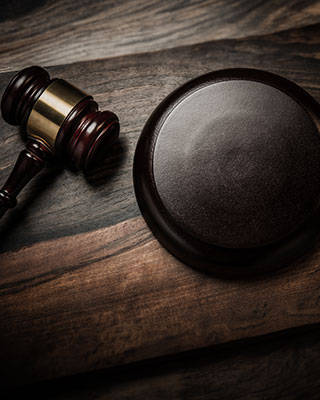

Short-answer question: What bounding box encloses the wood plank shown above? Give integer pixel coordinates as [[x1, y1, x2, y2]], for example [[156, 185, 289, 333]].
[[1, 216, 320, 385], [1, 23, 320, 253], [14, 325, 320, 399], [1, 0, 320, 72], [2, 0, 320, 395], [2, 19, 320, 388]]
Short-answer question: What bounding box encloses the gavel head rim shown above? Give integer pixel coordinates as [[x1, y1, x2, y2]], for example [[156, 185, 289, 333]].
[[1, 65, 51, 126]]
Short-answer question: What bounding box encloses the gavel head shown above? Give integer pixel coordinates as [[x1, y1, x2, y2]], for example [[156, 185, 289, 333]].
[[1, 66, 119, 171]]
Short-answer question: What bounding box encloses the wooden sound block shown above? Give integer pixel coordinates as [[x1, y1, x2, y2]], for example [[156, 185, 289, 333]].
[[133, 68, 320, 276]]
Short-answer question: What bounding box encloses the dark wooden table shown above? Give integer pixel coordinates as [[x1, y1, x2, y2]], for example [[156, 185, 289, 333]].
[[1, 1, 320, 398]]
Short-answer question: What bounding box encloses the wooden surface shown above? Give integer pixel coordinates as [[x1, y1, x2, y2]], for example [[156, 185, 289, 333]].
[[1, 0, 320, 396], [12, 326, 320, 399], [1, 0, 320, 72]]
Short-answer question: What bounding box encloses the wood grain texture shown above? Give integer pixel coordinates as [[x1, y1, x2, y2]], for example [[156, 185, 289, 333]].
[[1, 0, 320, 72], [1, 1, 320, 394], [1, 215, 320, 385], [16, 326, 320, 400]]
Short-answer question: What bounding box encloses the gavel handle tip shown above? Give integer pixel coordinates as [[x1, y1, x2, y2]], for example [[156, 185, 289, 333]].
[[0, 205, 7, 219]]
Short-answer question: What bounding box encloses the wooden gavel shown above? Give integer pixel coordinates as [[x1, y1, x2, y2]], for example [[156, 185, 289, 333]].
[[0, 66, 119, 219]]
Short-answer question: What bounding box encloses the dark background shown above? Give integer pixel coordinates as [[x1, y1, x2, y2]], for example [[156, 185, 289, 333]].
[[1, 1, 320, 398]]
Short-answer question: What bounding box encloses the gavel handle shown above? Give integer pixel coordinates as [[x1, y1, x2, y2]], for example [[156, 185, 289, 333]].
[[0, 140, 52, 219]]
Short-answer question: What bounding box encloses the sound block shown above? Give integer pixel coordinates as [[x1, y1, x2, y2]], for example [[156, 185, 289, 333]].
[[133, 69, 320, 276]]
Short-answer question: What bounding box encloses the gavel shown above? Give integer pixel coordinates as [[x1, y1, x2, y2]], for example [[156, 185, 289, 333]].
[[0, 66, 119, 219]]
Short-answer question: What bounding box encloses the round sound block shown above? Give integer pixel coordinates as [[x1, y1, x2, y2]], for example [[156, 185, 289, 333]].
[[133, 69, 320, 276]]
